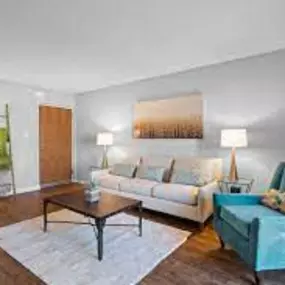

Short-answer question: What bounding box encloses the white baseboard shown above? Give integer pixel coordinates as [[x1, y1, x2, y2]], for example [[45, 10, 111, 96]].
[[16, 185, 41, 194], [72, 179, 87, 184], [14, 181, 86, 195]]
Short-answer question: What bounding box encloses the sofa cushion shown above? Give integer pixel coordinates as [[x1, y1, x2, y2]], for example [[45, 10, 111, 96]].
[[98, 174, 129, 190], [120, 178, 159, 197], [171, 169, 206, 186], [173, 157, 222, 184], [220, 205, 284, 239], [139, 156, 174, 182], [110, 163, 137, 178], [136, 165, 166, 182], [152, 183, 199, 205]]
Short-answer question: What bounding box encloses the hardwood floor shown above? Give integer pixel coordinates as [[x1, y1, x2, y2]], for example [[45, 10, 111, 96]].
[[0, 183, 284, 285]]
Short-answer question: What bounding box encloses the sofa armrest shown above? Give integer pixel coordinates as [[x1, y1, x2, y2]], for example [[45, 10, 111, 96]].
[[197, 181, 220, 223], [251, 216, 285, 271]]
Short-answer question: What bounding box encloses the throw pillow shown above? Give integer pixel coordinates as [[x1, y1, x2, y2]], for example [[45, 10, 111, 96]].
[[171, 169, 206, 186], [136, 165, 166, 182], [110, 163, 137, 178], [261, 189, 285, 211]]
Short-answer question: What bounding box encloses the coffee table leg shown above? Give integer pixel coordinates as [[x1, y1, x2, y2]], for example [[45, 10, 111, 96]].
[[139, 202, 143, 237], [43, 200, 48, 232], [95, 218, 105, 261]]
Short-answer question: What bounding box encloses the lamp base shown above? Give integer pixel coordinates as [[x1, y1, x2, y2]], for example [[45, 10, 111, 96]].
[[229, 147, 238, 182], [101, 147, 109, 169]]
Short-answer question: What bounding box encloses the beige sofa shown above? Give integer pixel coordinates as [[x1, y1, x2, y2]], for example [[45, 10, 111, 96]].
[[91, 156, 222, 228]]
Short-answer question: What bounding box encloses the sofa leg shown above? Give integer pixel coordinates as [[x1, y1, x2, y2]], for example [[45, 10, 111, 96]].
[[254, 271, 262, 285], [218, 235, 225, 249], [199, 222, 205, 231]]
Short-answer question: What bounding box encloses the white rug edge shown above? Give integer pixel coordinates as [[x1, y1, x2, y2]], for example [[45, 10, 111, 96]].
[[131, 234, 189, 285]]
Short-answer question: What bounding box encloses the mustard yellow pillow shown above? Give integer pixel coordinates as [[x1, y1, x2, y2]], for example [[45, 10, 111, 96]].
[[262, 189, 285, 212]]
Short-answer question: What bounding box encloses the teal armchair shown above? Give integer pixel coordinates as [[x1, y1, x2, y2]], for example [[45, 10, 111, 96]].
[[213, 162, 285, 285]]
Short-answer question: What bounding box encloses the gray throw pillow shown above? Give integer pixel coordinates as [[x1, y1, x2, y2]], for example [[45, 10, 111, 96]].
[[110, 163, 137, 178], [136, 165, 166, 182], [171, 169, 206, 186]]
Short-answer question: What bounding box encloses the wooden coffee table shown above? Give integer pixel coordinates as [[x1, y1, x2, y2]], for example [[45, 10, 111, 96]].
[[42, 191, 143, 261]]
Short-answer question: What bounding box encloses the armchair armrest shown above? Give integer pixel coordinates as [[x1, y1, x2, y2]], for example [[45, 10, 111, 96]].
[[213, 194, 262, 219], [214, 193, 262, 208], [251, 215, 285, 271], [198, 181, 220, 222]]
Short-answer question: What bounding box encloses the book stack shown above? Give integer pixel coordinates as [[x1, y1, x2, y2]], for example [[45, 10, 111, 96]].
[[84, 184, 101, 203]]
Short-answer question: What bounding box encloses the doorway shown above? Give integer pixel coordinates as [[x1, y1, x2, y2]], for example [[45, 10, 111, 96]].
[[39, 106, 72, 186]]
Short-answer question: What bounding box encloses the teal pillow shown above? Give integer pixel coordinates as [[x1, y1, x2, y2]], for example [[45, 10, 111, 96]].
[[171, 169, 206, 186], [136, 165, 166, 182], [279, 169, 285, 192], [110, 163, 137, 178]]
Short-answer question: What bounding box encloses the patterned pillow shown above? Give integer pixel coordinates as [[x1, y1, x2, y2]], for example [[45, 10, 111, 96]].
[[89, 172, 100, 191], [261, 189, 285, 212], [110, 163, 137, 178], [136, 165, 166, 182], [171, 169, 206, 186], [173, 158, 219, 185]]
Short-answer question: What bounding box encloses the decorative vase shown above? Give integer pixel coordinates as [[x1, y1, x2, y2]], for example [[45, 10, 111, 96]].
[[84, 175, 101, 202]]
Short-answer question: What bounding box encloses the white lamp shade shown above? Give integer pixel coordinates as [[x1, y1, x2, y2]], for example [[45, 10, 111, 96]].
[[97, 132, 113, 146], [221, 129, 248, 148]]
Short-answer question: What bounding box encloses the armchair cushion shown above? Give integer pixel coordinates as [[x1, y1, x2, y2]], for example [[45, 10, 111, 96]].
[[220, 205, 284, 239]]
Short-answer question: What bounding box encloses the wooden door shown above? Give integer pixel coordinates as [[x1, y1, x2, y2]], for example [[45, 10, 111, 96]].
[[39, 106, 72, 185]]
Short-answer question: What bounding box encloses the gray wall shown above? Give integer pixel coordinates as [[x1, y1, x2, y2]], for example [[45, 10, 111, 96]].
[[0, 81, 75, 192], [75, 49, 285, 192]]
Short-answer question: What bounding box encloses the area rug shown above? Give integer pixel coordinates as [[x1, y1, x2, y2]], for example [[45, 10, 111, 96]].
[[0, 210, 190, 285]]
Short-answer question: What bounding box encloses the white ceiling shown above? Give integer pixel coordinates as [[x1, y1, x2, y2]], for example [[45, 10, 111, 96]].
[[0, 0, 285, 93]]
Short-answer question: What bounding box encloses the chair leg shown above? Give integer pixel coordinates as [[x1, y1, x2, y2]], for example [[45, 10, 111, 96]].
[[218, 235, 225, 249], [254, 271, 262, 285]]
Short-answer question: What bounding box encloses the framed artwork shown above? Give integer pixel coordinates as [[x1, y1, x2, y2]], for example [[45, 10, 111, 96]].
[[133, 94, 203, 139]]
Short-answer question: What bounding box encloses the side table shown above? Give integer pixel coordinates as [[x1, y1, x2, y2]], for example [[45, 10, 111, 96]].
[[218, 177, 254, 193]]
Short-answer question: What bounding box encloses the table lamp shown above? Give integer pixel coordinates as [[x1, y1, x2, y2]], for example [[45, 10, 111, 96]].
[[221, 129, 247, 181], [97, 132, 113, 169]]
